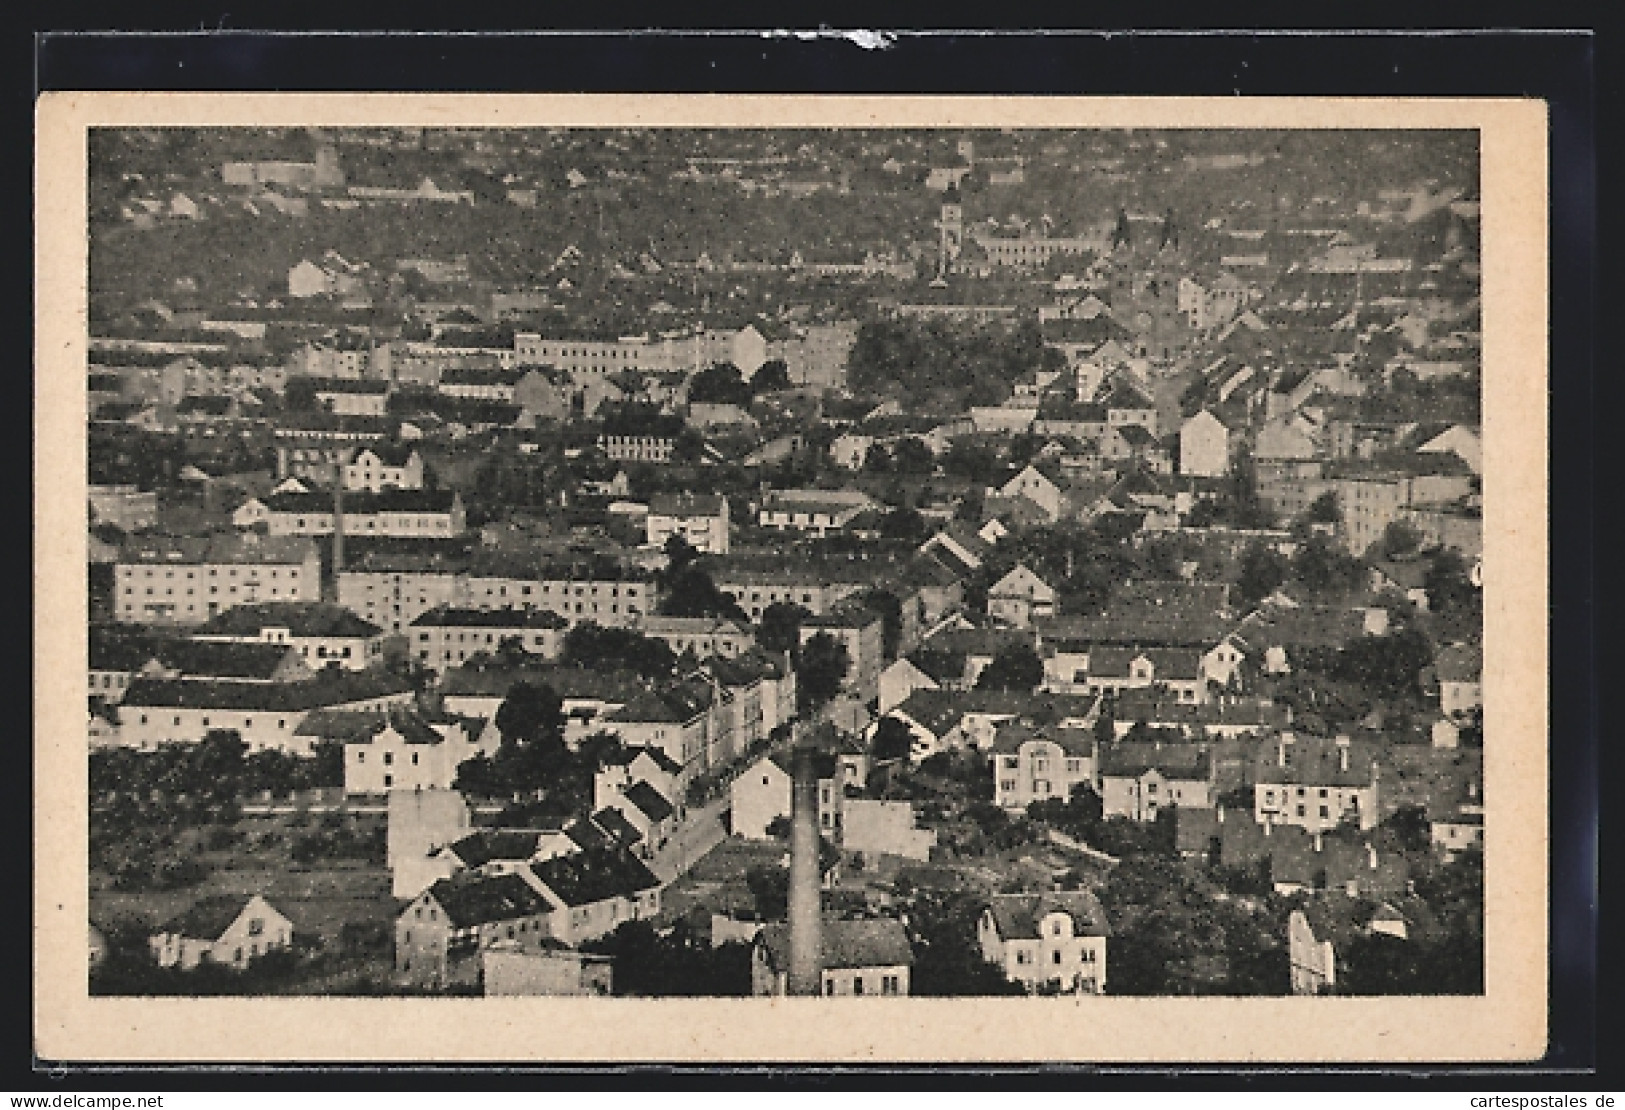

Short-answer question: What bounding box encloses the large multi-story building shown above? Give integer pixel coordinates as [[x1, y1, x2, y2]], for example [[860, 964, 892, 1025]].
[[114, 534, 323, 625], [338, 555, 653, 636], [408, 607, 568, 672], [235, 489, 466, 540]]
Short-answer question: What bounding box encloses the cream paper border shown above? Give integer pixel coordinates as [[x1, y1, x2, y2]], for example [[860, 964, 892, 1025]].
[[35, 94, 1549, 1064]]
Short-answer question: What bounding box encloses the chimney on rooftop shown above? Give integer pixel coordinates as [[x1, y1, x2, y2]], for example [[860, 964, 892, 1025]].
[[1313, 831, 1323, 853], [1336, 735, 1350, 772]]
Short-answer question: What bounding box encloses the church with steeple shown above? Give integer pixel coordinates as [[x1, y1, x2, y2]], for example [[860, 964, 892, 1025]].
[[1103, 207, 1193, 361]]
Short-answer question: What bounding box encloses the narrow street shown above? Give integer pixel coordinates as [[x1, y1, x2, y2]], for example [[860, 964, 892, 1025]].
[[650, 792, 730, 884]]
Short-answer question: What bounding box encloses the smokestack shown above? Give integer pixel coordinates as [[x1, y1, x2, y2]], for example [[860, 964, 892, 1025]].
[[787, 740, 823, 997], [330, 459, 345, 597]]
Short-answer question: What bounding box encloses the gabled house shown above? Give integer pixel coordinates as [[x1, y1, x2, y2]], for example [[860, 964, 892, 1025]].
[[150, 894, 294, 971], [730, 747, 841, 840], [344, 443, 425, 492], [997, 465, 1065, 522], [978, 890, 1110, 994], [990, 720, 1096, 811], [395, 872, 557, 989], [1179, 408, 1236, 478], [987, 563, 1058, 630]]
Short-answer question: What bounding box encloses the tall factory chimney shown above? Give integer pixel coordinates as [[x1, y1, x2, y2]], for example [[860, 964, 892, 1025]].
[[786, 737, 824, 997], [329, 460, 345, 601]]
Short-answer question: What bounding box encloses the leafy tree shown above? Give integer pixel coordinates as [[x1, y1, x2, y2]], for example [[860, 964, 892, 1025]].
[[757, 601, 810, 656], [1306, 491, 1341, 524], [863, 442, 893, 474], [1382, 804, 1433, 855], [941, 439, 1001, 485], [659, 563, 749, 622], [975, 642, 1044, 693], [794, 631, 850, 714], [1291, 537, 1367, 598], [584, 919, 752, 997], [744, 864, 790, 921], [688, 362, 753, 406], [495, 635, 530, 667], [1375, 520, 1424, 560], [1236, 542, 1290, 608], [672, 428, 708, 466], [283, 375, 321, 412], [890, 436, 935, 474], [191, 730, 246, 810], [561, 622, 678, 681], [750, 359, 791, 393], [494, 680, 564, 745], [1334, 625, 1434, 700], [662, 534, 700, 574], [1026, 783, 1104, 840], [905, 890, 1027, 996], [878, 506, 927, 544], [871, 716, 916, 763], [1424, 549, 1480, 617]]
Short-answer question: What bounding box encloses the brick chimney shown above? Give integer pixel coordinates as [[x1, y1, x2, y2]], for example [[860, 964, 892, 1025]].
[[786, 741, 823, 997]]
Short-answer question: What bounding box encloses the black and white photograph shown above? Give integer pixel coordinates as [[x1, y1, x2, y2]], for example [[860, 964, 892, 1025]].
[[34, 94, 1550, 1064]]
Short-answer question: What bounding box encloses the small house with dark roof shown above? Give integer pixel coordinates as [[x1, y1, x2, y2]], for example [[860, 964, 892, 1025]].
[[150, 894, 294, 971], [526, 849, 663, 945], [601, 780, 678, 854], [646, 491, 731, 555], [1098, 741, 1214, 822], [1432, 640, 1482, 719], [751, 917, 915, 997], [977, 891, 1110, 994], [396, 872, 557, 989], [593, 745, 682, 814]]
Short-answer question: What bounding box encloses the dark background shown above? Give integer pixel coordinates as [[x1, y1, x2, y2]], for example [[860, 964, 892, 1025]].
[[23, 24, 1601, 1091]]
